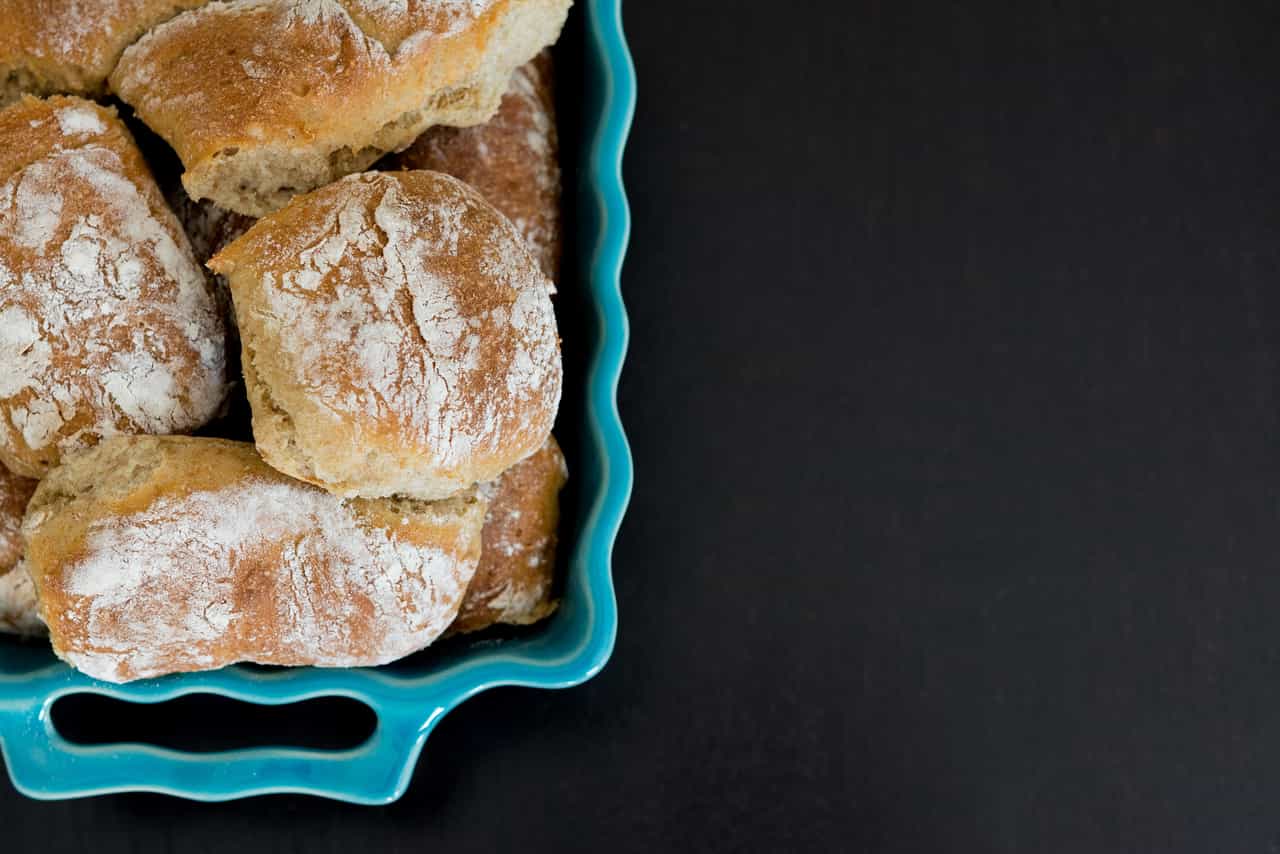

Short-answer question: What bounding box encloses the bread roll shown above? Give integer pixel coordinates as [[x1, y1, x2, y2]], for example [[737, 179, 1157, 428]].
[[451, 435, 564, 634], [0, 96, 227, 477], [171, 51, 561, 292], [111, 0, 573, 216], [209, 170, 561, 501], [0, 465, 38, 635], [23, 436, 487, 683], [0, 0, 205, 105], [394, 52, 560, 279]]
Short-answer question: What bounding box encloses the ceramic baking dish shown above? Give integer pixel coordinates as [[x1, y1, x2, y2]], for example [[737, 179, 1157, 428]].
[[0, 0, 634, 804]]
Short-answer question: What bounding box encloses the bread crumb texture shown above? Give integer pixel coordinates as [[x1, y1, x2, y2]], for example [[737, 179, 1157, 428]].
[[109, 0, 572, 214], [0, 463, 39, 634]]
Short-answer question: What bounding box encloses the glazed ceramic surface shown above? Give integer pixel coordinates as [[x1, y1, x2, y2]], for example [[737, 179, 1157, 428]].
[[0, 0, 635, 804]]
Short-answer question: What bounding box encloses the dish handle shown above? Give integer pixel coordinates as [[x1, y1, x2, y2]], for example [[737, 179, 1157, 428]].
[[0, 683, 439, 804]]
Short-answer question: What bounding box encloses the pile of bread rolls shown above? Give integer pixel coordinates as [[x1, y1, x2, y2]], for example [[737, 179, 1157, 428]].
[[0, 0, 573, 683]]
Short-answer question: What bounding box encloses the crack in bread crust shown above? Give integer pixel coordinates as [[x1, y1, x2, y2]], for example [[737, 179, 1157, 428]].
[[209, 170, 561, 501], [0, 96, 228, 477]]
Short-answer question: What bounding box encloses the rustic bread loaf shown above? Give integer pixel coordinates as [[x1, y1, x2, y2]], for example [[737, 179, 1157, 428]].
[[209, 170, 561, 501], [0, 0, 206, 104], [0, 95, 227, 477], [23, 435, 488, 682], [451, 435, 564, 634], [110, 0, 572, 216], [393, 51, 560, 278]]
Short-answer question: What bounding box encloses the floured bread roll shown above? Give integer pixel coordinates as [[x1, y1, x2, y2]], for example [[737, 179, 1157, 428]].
[[0, 0, 206, 104], [23, 436, 487, 683], [209, 170, 562, 501], [451, 435, 565, 634], [394, 52, 560, 279], [111, 0, 573, 216], [0, 96, 227, 477], [0, 465, 39, 635]]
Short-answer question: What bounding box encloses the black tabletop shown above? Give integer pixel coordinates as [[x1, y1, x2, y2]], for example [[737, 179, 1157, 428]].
[[8, 2, 1280, 851]]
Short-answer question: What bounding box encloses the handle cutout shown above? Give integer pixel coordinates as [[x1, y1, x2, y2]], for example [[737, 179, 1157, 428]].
[[50, 693, 377, 753]]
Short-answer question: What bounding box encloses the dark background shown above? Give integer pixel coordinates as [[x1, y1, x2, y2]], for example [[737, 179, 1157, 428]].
[[8, 1, 1280, 851]]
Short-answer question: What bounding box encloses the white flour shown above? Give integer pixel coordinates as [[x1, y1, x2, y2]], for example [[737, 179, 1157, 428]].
[[0, 132, 225, 468], [60, 478, 473, 681], [246, 173, 558, 478]]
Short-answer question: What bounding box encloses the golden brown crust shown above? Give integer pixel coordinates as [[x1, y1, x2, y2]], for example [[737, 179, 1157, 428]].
[[166, 51, 562, 271], [394, 52, 560, 279], [0, 93, 133, 180], [210, 170, 561, 500], [24, 436, 488, 682], [0, 0, 207, 104], [0, 95, 227, 477], [110, 0, 572, 215], [450, 434, 564, 634]]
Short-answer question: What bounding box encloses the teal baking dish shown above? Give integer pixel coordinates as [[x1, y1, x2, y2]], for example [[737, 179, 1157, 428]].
[[0, 0, 634, 804]]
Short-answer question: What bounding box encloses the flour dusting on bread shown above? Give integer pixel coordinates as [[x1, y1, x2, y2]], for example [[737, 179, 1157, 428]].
[[210, 170, 561, 499], [394, 54, 560, 277], [111, 0, 572, 214], [24, 436, 487, 682], [0, 0, 209, 104], [0, 97, 226, 476], [449, 434, 562, 633], [0, 3, 573, 678], [62, 479, 469, 680], [345, 0, 498, 48]]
